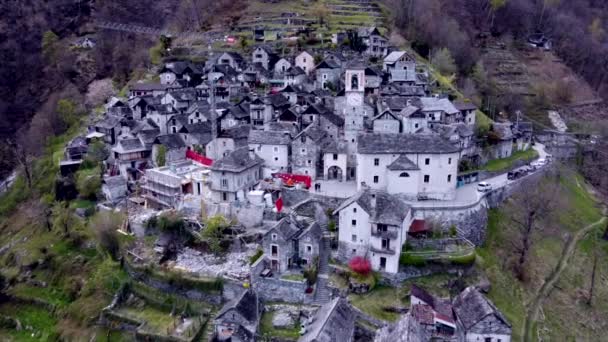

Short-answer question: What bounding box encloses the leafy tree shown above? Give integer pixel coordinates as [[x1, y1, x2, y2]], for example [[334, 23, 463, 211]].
[[57, 99, 79, 129], [312, 1, 330, 26], [52, 201, 78, 235], [76, 167, 101, 200], [156, 144, 167, 167], [41, 30, 59, 62], [159, 35, 173, 51], [432, 48, 457, 75], [239, 36, 249, 51], [203, 215, 230, 255], [85, 140, 110, 168], [92, 211, 123, 260], [347, 31, 367, 53], [158, 211, 186, 235]]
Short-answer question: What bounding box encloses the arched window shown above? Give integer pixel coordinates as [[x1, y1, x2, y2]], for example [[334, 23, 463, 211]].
[[399, 172, 410, 177], [351, 74, 359, 89]]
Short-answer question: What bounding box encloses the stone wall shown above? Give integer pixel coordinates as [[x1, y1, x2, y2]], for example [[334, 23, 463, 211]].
[[411, 202, 488, 245], [250, 256, 315, 304]]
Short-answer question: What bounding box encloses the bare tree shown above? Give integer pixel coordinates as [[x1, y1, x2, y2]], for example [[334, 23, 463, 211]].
[[505, 170, 567, 280]]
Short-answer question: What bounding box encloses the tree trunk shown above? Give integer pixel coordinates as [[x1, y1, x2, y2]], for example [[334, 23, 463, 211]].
[[588, 251, 598, 306], [517, 212, 535, 280]]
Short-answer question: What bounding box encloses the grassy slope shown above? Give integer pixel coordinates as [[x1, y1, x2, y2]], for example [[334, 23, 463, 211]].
[[477, 174, 606, 341]]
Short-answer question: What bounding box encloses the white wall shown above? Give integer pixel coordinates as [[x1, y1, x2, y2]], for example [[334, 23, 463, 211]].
[[206, 138, 235, 160], [160, 72, 176, 85], [249, 143, 289, 178], [338, 202, 371, 253], [356, 152, 459, 200], [387, 169, 420, 198], [373, 119, 400, 134], [466, 333, 511, 342], [402, 117, 427, 133], [295, 52, 315, 75], [323, 153, 347, 181]]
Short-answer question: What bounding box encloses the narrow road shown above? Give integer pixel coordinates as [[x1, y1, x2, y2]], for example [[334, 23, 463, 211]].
[[523, 210, 607, 341]]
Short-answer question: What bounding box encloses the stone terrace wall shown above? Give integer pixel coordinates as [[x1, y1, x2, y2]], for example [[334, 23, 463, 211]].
[[250, 255, 315, 304]]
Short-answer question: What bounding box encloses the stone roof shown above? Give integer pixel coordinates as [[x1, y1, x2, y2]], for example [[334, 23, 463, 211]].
[[248, 130, 292, 145], [295, 124, 327, 143], [286, 66, 306, 76], [387, 155, 419, 171], [153, 134, 186, 149], [116, 138, 146, 152], [299, 298, 355, 342], [215, 289, 260, 329], [219, 125, 251, 140], [210, 146, 263, 172], [453, 286, 511, 332], [94, 115, 122, 129], [266, 216, 302, 240], [316, 60, 341, 69], [266, 93, 290, 108], [384, 51, 414, 63], [419, 97, 459, 115], [130, 82, 181, 92], [357, 133, 461, 154], [453, 100, 477, 111], [335, 190, 411, 226]]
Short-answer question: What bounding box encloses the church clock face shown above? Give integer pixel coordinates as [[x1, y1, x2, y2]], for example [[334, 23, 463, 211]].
[[346, 92, 363, 106]]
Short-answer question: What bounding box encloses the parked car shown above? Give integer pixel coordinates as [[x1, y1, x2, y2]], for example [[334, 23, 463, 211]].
[[531, 158, 547, 169], [477, 181, 492, 192]]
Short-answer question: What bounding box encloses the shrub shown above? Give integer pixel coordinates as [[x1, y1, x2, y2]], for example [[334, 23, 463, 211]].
[[249, 249, 263, 265], [328, 220, 336, 232], [76, 167, 101, 200], [399, 253, 426, 267], [449, 252, 476, 265], [348, 256, 372, 276], [449, 225, 457, 237]]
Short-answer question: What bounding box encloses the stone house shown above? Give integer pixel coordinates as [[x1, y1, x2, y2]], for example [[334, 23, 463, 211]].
[[89, 115, 122, 145], [159, 61, 203, 86], [248, 129, 292, 178], [219, 104, 251, 130], [142, 160, 207, 209], [291, 125, 329, 179], [410, 284, 458, 340], [160, 89, 198, 113], [274, 57, 292, 76], [295, 50, 315, 75], [214, 289, 262, 342], [152, 134, 187, 167], [262, 216, 322, 273], [419, 97, 461, 127], [184, 101, 210, 125], [453, 100, 477, 126], [453, 286, 512, 342], [252, 46, 279, 70], [101, 175, 127, 203], [487, 122, 514, 160], [301, 103, 344, 138], [335, 189, 413, 274], [315, 60, 341, 90], [111, 137, 150, 180], [249, 97, 272, 127], [364, 67, 382, 94], [284, 66, 307, 86], [383, 51, 416, 73], [205, 125, 251, 160], [321, 140, 348, 181], [359, 27, 388, 57], [356, 133, 460, 201], [178, 122, 212, 151], [208, 147, 263, 203], [216, 52, 246, 71], [371, 109, 401, 134], [299, 298, 356, 342]]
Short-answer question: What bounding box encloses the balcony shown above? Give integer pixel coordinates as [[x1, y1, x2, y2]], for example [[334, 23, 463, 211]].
[[371, 229, 398, 239], [370, 246, 396, 255]]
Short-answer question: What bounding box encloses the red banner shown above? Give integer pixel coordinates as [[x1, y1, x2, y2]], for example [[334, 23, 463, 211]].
[[186, 149, 213, 166], [275, 196, 283, 213], [272, 173, 312, 189]]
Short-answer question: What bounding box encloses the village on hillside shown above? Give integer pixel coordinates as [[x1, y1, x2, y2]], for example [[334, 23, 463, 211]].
[[53, 15, 577, 340]]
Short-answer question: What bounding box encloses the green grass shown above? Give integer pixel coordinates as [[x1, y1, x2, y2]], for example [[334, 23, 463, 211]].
[[558, 174, 602, 228], [10, 284, 71, 308], [0, 302, 58, 341], [483, 148, 538, 172], [349, 285, 408, 322], [259, 310, 301, 340], [116, 305, 177, 334], [281, 273, 305, 282]]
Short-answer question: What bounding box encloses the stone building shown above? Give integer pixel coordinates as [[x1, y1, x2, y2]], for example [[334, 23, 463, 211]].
[[214, 289, 262, 342], [252, 46, 279, 71], [356, 133, 460, 201], [291, 125, 330, 179], [335, 189, 413, 273], [315, 60, 341, 90], [299, 298, 356, 342], [359, 27, 388, 57], [262, 216, 322, 273], [248, 129, 292, 177], [295, 50, 315, 75], [152, 134, 187, 167], [208, 147, 263, 203], [453, 286, 512, 342]]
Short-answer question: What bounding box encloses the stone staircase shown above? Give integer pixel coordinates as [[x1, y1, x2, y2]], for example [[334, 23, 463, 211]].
[[313, 234, 332, 305]]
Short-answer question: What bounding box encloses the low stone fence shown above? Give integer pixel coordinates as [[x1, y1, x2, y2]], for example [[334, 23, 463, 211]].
[[251, 256, 315, 304], [404, 238, 475, 261]]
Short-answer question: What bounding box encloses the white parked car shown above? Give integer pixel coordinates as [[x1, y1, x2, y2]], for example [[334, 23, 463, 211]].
[[477, 181, 492, 192], [531, 158, 547, 169]]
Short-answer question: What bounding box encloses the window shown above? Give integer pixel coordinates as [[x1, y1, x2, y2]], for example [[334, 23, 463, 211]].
[[272, 234, 277, 241], [309, 115, 314, 121], [353, 207, 357, 213], [222, 192, 228, 201], [257, 146, 262, 151], [300, 136, 306, 143], [425, 158, 430, 165], [381, 239, 390, 250], [378, 224, 387, 232], [399, 172, 410, 177], [447, 174, 452, 182], [307, 160, 312, 165], [373, 176, 379, 183], [274, 157, 279, 161], [172, 127, 177, 133], [374, 158, 379, 166], [333, 153, 338, 160], [255, 54, 263, 59], [415, 123, 419, 128], [303, 58, 306, 63], [351, 234, 357, 242], [448, 157, 452, 164], [323, 74, 327, 80], [484, 339, 492, 342], [379, 257, 386, 270], [424, 175, 430, 183], [306, 245, 312, 253], [352, 219, 357, 226], [273, 146, 279, 152], [221, 179, 228, 188], [301, 148, 307, 155], [271, 245, 278, 256]]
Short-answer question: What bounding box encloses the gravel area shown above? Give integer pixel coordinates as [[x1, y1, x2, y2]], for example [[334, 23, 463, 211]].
[[173, 247, 256, 279]]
